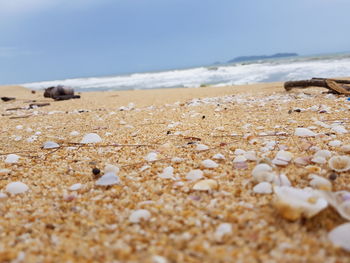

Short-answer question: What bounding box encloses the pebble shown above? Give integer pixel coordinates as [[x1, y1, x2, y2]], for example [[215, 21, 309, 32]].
[[129, 209, 151, 223], [95, 172, 120, 186], [43, 141, 60, 149], [186, 169, 204, 181], [80, 133, 102, 144], [201, 159, 218, 168], [5, 154, 20, 164], [69, 183, 82, 191], [92, 168, 101, 175], [5, 182, 29, 194], [295, 128, 316, 137], [253, 182, 272, 194], [193, 179, 218, 191]]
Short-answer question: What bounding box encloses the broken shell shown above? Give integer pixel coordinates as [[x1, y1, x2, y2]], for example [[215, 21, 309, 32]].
[[331, 125, 348, 134], [328, 223, 350, 252], [201, 159, 218, 169], [294, 157, 311, 166], [196, 144, 209, 151], [158, 166, 175, 180], [193, 179, 218, 191], [233, 155, 247, 163], [328, 156, 350, 172], [328, 140, 342, 147], [317, 191, 350, 221], [253, 182, 272, 194], [95, 172, 120, 186], [252, 164, 275, 182], [340, 144, 350, 154], [311, 156, 327, 164], [314, 150, 332, 159], [309, 174, 332, 191], [105, 164, 120, 174], [186, 169, 204, 181], [272, 150, 293, 166], [212, 153, 225, 160], [295, 128, 316, 137], [244, 151, 257, 161], [234, 149, 246, 155], [273, 174, 291, 187], [274, 186, 328, 221]]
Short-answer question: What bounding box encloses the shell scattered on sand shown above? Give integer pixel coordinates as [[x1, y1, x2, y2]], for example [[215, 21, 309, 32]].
[[273, 186, 328, 221], [95, 172, 120, 186], [328, 223, 350, 252], [295, 128, 316, 137], [328, 156, 350, 172], [158, 166, 175, 180], [272, 150, 293, 166], [186, 169, 204, 181], [43, 141, 60, 149], [196, 144, 209, 151], [253, 182, 272, 194], [214, 223, 232, 241], [193, 179, 218, 191], [5, 182, 29, 195], [309, 174, 332, 191], [145, 152, 158, 162], [129, 209, 151, 223], [5, 154, 20, 164], [69, 183, 82, 191], [201, 159, 218, 169], [80, 133, 102, 144], [252, 164, 275, 182]]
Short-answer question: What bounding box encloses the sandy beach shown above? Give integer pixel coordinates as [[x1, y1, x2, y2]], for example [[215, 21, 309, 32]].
[[1, 83, 350, 262]]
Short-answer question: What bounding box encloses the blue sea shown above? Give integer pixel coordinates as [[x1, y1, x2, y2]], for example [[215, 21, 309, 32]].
[[22, 53, 350, 91]]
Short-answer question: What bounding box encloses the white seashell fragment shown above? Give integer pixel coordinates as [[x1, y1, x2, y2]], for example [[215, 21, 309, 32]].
[[233, 155, 247, 163], [145, 152, 158, 162], [6, 182, 29, 194], [201, 159, 218, 168], [105, 164, 120, 174], [80, 133, 102, 144], [214, 223, 232, 241], [171, 157, 184, 163], [331, 125, 347, 134], [328, 140, 342, 147], [234, 149, 246, 155], [328, 156, 350, 172], [309, 174, 332, 191], [186, 169, 204, 181], [274, 186, 328, 221], [43, 141, 60, 149], [294, 157, 310, 166], [273, 174, 291, 187], [295, 128, 316, 137], [340, 144, 350, 153], [70, 131, 80, 136], [152, 255, 168, 263], [328, 223, 350, 252], [212, 153, 225, 160], [129, 209, 151, 223], [96, 172, 120, 186], [317, 191, 350, 221], [314, 150, 332, 159], [244, 151, 257, 161], [193, 179, 218, 191], [69, 183, 82, 191], [311, 156, 327, 164], [196, 144, 209, 151], [252, 164, 275, 182], [253, 182, 272, 194], [272, 150, 293, 166], [0, 192, 8, 199], [5, 154, 20, 164], [158, 166, 175, 180]]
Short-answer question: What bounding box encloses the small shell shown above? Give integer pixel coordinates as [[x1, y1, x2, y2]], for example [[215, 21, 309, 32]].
[[105, 164, 120, 174], [331, 125, 348, 134], [43, 141, 60, 149], [145, 152, 158, 162], [340, 144, 350, 154], [274, 186, 328, 221], [129, 209, 151, 223], [328, 140, 342, 147], [295, 128, 316, 137], [294, 157, 311, 166], [233, 155, 247, 163], [80, 133, 102, 144], [328, 223, 350, 252], [158, 166, 175, 179], [272, 150, 293, 166], [214, 223, 232, 241], [244, 151, 257, 161], [196, 144, 209, 151], [5, 154, 20, 164], [193, 179, 218, 191], [309, 174, 332, 191], [253, 182, 272, 194], [201, 159, 218, 169], [314, 150, 332, 159], [273, 174, 291, 187], [252, 164, 275, 182], [6, 182, 29, 195], [95, 172, 120, 186], [328, 156, 350, 172], [317, 191, 350, 221], [234, 149, 246, 155], [212, 153, 225, 160], [186, 169, 204, 181], [311, 156, 327, 164]]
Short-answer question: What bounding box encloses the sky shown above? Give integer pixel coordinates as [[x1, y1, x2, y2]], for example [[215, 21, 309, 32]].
[[1, 0, 350, 85]]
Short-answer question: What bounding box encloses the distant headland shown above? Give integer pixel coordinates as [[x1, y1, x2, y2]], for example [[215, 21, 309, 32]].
[[228, 53, 298, 63]]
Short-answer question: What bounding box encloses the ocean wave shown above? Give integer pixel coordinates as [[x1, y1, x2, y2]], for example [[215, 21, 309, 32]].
[[22, 54, 350, 91]]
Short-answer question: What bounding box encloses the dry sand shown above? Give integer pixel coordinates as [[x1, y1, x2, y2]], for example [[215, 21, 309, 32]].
[[1, 83, 350, 262]]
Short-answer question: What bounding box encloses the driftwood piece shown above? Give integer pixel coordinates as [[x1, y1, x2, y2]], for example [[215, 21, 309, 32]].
[[54, 95, 81, 101], [284, 78, 350, 95]]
